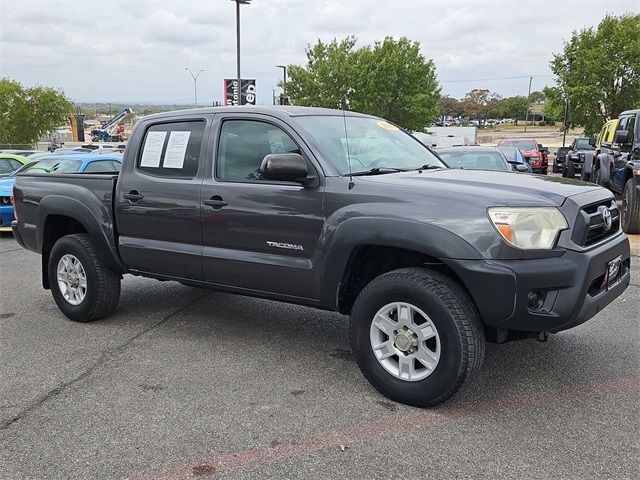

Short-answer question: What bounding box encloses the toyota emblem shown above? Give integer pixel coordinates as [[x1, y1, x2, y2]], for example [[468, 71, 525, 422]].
[[601, 207, 612, 230]]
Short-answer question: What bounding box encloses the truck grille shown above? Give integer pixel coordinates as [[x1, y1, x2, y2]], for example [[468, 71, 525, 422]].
[[571, 199, 619, 247]]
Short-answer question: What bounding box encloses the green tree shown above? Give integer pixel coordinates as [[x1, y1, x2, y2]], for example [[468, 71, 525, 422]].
[[549, 13, 640, 134], [439, 96, 463, 118], [529, 90, 546, 104], [542, 86, 566, 122], [0, 78, 73, 145], [284, 36, 441, 131]]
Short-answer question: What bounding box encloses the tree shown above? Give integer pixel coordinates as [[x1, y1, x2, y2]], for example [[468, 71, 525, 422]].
[[542, 86, 566, 122], [529, 90, 546, 104], [549, 13, 640, 134], [0, 79, 73, 145], [461, 89, 503, 124], [284, 36, 441, 131], [500, 96, 529, 125], [439, 96, 463, 118]]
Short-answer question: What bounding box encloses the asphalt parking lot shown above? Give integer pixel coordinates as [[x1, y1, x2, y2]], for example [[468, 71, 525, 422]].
[[0, 233, 638, 480]]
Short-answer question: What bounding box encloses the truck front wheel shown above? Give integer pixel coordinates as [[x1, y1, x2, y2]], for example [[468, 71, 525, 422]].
[[350, 267, 485, 407], [622, 179, 640, 234], [48, 233, 121, 322]]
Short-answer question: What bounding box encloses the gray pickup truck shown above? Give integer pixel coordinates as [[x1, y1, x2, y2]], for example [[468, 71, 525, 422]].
[[11, 106, 631, 407]]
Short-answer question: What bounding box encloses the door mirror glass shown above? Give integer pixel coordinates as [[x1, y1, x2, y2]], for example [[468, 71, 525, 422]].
[[515, 164, 529, 172], [260, 153, 308, 182], [614, 130, 630, 145]]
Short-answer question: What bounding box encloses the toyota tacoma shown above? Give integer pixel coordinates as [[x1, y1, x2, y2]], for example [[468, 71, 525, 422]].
[[11, 106, 631, 407]]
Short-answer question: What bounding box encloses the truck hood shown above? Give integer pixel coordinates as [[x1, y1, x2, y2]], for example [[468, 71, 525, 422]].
[[356, 168, 602, 206]]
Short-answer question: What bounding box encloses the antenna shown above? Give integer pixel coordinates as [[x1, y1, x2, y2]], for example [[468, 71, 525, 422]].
[[341, 90, 354, 189]]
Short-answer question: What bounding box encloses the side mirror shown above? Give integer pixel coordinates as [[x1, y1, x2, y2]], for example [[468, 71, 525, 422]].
[[614, 130, 629, 145], [515, 164, 529, 172], [588, 136, 597, 147], [260, 153, 309, 183], [537, 143, 543, 150]]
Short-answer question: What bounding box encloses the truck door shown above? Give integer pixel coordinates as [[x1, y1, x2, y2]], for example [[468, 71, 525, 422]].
[[200, 114, 324, 301], [115, 118, 208, 279]]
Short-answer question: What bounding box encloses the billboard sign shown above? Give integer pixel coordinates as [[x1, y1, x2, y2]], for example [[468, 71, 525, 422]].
[[224, 79, 256, 106]]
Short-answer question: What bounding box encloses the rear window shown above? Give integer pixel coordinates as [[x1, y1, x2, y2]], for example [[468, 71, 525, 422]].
[[437, 150, 508, 171], [137, 121, 205, 178], [499, 140, 536, 150]]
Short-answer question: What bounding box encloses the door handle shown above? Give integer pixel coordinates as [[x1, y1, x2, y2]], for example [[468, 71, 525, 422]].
[[123, 191, 144, 201], [203, 196, 228, 209]]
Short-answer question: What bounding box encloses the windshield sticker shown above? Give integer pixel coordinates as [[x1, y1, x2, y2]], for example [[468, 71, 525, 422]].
[[377, 121, 399, 131]]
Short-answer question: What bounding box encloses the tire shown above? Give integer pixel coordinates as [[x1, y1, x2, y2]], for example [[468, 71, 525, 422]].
[[621, 179, 640, 234], [594, 168, 607, 187], [561, 164, 568, 178], [350, 267, 485, 407], [552, 162, 560, 174], [48, 233, 121, 322], [567, 161, 576, 178]]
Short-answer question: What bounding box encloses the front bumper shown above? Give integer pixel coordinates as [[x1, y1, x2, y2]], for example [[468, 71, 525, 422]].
[[445, 232, 631, 333]]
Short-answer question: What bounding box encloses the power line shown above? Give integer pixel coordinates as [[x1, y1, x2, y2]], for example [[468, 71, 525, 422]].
[[440, 74, 554, 83]]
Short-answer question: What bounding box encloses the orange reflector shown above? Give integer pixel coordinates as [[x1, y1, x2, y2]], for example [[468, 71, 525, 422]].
[[496, 223, 513, 242]]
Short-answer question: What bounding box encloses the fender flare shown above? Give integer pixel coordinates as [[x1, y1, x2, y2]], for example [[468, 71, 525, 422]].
[[37, 195, 126, 274], [320, 217, 481, 308]]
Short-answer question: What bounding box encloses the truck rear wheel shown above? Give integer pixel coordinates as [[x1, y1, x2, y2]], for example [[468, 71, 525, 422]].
[[350, 267, 485, 407], [622, 179, 640, 234], [48, 233, 121, 322]]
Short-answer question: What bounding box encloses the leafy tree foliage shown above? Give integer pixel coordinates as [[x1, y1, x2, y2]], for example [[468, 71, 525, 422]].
[[549, 13, 640, 134], [439, 96, 464, 118], [0, 78, 74, 145], [285, 36, 440, 131]]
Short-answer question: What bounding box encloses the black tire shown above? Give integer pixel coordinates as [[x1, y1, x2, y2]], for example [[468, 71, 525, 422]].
[[622, 179, 640, 234], [48, 233, 121, 322], [561, 164, 568, 177], [567, 161, 576, 178], [552, 162, 560, 174], [350, 267, 485, 407]]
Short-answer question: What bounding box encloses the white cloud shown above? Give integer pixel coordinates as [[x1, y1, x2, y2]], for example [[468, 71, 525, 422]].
[[0, 0, 637, 104]]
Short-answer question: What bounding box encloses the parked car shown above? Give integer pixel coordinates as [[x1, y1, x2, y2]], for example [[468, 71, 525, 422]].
[[596, 118, 619, 151], [0, 149, 39, 157], [562, 137, 596, 179], [592, 109, 640, 233], [12, 106, 630, 407], [496, 138, 549, 174], [553, 146, 571, 174], [0, 153, 31, 177], [81, 143, 118, 151], [436, 146, 519, 172], [0, 155, 121, 232], [29, 148, 93, 159], [497, 146, 532, 172]]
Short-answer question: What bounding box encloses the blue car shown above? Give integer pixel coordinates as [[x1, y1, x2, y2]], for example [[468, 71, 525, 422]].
[[498, 146, 533, 173], [0, 154, 121, 231]]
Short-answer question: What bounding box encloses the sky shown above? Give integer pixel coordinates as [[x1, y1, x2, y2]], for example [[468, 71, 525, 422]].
[[0, 0, 637, 106]]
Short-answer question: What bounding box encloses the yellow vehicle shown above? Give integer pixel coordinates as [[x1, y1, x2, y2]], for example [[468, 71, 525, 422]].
[[596, 118, 619, 151]]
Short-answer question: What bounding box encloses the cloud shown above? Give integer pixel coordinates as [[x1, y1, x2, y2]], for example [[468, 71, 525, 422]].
[[1, 0, 636, 104]]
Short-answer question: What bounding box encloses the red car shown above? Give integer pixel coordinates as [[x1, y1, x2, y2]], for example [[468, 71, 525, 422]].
[[497, 138, 549, 174]]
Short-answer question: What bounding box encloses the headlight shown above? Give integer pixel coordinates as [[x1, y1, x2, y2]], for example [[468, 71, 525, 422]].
[[488, 207, 568, 249]]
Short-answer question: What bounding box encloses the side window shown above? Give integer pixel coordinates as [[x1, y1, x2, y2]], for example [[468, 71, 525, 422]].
[[216, 120, 301, 183], [9, 159, 23, 170], [0, 159, 12, 174], [137, 121, 205, 178], [84, 161, 121, 173]]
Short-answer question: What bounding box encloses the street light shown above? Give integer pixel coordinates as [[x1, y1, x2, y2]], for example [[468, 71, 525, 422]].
[[231, 0, 251, 105], [184, 67, 204, 106]]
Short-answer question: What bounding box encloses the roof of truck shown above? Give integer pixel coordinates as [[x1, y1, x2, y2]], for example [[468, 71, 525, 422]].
[[141, 105, 374, 121], [620, 109, 639, 116]]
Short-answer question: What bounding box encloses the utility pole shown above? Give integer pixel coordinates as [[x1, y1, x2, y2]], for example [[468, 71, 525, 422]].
[[524, 75, 532, 133], [184, 67, 204, 106]]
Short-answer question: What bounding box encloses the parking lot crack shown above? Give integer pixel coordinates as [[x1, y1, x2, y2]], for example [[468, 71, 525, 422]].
[[0, 291, 209, 431]]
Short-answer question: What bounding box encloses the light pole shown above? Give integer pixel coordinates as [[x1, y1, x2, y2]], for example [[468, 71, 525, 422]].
[[276, 64, 287, 95], [524, 75, 532, 133], [184, 67, 204, 106], [231, 0, 251, 105]]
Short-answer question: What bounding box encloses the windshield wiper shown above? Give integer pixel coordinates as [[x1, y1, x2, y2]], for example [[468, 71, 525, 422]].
[[413, 164, 442, 171], [350, 167, 408, 176]]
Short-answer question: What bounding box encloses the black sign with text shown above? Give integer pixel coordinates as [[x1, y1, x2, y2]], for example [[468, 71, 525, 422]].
[[224, 79, 256, 106]]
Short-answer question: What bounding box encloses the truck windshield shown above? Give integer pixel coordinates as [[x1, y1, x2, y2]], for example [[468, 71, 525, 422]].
[[296, 115, 445, 175], [23, 159, 83, 173], [575, 139, 594, 150]]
